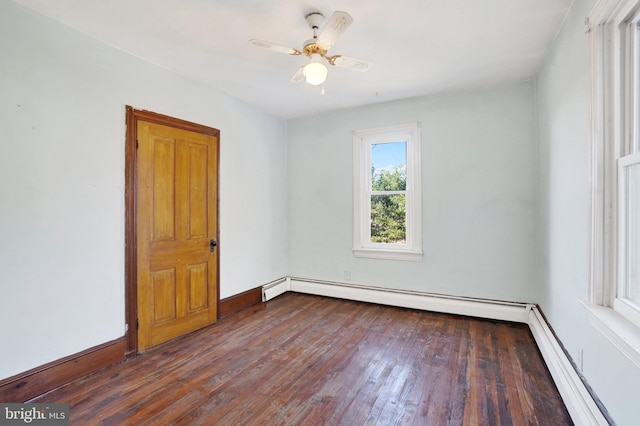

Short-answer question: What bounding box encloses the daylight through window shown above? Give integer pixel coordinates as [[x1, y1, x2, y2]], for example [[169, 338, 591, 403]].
[[371, 141, 407, 244], [353, 123, 422, 261]]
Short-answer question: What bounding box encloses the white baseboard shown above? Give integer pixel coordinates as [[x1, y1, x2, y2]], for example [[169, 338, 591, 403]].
[[262, 277, 290, 302], [262, 277, 608, 425], [528, 307, 609, 425], [288, 277, 530, 323]]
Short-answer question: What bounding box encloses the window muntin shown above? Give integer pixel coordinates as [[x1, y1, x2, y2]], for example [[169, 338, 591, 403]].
[[353, 123, 422, 261]]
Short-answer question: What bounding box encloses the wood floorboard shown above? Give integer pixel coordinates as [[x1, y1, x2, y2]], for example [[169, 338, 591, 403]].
[[33, 293, 573, 425]]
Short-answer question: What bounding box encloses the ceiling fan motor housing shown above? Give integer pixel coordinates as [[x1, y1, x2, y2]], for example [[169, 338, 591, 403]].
[[303, 40, 328, 56]]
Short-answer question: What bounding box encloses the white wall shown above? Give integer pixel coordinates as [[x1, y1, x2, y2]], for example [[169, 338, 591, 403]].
[[5, 1, 636, 422], [0, 2, 287, 380], [287, 82, 538, 303], [537, 0, 640, 424]]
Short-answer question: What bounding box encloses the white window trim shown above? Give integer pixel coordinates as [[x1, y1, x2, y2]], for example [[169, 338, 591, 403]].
[[585, 0, 640, 366], [352, 122, 422, 261]]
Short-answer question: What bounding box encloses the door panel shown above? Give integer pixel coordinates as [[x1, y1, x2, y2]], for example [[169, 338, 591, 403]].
[[152, 138, 176, 240], [137, 120, 218, 350], [188, 263, 208, 311], [153, 269, 177, 322]]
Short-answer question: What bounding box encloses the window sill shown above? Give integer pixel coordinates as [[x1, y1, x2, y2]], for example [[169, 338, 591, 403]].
[[579, 298, 640, 368], [352, 248, 423, 262]]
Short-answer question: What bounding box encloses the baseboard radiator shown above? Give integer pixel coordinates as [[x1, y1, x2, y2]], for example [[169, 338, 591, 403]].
[[263, 276, 609, 426]]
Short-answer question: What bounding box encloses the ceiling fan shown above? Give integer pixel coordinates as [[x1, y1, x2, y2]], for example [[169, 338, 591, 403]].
[[249, 11, 373, 86]]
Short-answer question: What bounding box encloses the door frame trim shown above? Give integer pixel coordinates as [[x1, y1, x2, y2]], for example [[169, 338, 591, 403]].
[[125, 106, 221, 354]]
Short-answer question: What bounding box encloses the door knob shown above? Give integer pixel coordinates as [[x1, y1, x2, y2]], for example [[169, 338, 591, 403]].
[[210, 239, 217, 253]]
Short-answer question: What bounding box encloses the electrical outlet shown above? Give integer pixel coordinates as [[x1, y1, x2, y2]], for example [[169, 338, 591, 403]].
[[344, 270, 351, 281]]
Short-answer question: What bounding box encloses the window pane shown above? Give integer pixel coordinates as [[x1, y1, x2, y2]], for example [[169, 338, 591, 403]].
[[370, 194, 406, 243], [624, 162, 640, 305], [371, 141, 406, 190]]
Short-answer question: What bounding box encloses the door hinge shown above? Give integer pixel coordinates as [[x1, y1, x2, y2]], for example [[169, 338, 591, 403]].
[[136, 140, 139, 149], [136, 318, 139, 330]]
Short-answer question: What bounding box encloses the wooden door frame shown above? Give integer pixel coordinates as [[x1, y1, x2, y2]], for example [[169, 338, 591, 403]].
[[125, 106, 220, 354]]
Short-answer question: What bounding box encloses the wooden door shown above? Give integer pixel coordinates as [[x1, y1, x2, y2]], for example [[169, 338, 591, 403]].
[[136, 120, 218, 350]]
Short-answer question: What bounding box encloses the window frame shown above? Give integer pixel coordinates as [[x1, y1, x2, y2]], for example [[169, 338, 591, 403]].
[[585, 0, 640, 368], [352, 122, 422, 261]]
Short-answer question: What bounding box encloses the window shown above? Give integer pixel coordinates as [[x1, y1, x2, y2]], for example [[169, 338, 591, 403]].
[[352, 122, 422, 261], [617, 9, 640, 323], [586, 0, 640, 366]]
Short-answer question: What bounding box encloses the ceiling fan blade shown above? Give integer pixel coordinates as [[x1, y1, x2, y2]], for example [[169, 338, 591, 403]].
[[249, 39, 301, 55], [317, 11, 353, 49], [290, 67, 305, 83], [330, 55, 373, 72]]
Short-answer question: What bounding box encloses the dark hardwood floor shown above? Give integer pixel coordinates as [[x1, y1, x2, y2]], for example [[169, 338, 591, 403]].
[[34, 293, 572, 425]]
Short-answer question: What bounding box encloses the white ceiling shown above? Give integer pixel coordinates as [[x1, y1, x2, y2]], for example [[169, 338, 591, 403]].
[[13, 0, 571, 119]]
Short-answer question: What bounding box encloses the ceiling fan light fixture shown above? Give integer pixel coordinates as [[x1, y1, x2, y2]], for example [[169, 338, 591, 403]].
[[303, 53, 328, 86]]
